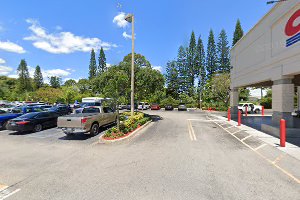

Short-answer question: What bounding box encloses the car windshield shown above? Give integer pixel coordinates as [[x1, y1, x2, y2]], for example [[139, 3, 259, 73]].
[[80, 102, 100, 107], [18, 112, 39, 119], [179, 103, 185, 105], [238, 104, 243, 106]]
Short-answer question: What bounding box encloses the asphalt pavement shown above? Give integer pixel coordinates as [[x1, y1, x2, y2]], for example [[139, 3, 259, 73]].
[[0, 110, 299, 200]]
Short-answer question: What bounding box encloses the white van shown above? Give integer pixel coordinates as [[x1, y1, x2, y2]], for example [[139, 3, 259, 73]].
[[138, 102, 150, 110], [81, 97, 112, 107]]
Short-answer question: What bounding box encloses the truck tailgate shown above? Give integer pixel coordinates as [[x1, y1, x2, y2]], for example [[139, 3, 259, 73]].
[[57, 116, 83, 128]]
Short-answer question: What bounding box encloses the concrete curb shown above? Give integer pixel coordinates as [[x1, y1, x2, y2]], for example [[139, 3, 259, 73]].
[[99, 120, 152, 144]]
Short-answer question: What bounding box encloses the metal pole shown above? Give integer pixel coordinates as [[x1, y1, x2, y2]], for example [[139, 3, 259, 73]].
[[130, 15, 135, 117]]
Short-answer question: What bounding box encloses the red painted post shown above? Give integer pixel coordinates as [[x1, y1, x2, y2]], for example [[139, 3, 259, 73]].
[[280, 119, 286, 147], [245, 106, 248, 117], [262, 106, 265, 116], [238, 111, 241, 126], [228, 108, 231, 121]]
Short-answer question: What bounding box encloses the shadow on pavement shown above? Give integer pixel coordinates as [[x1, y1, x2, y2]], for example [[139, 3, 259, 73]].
[[59, 124, 115, 141]]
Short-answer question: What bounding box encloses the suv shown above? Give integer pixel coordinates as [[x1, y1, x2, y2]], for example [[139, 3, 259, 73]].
[[238, 103, 262, 114]]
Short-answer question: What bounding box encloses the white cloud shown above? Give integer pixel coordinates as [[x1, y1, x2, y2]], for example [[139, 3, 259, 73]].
[[24, 19, 117, 54], [0, 41, 26, 54], [152, 66, 162, 72], [8, 74, 18, 79], [44, 69, 70, 77], [113, 12, 129, 28], [0, 58, 5, 64], [122, 31, 132, 40], [0, 66, 13, 75]]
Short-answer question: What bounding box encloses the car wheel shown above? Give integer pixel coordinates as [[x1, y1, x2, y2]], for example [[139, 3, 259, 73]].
[[2, 121, 8, 130], [255, 109, 260, 114], [239, 109, 243, 114], [33, 124, 43, 132], [90, 123, 99, 136]]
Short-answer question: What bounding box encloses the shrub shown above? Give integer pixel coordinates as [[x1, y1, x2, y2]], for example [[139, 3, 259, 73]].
[[119, 123, 126, 131], [104, 131, 112, 138], [111, 127, 118, 133]]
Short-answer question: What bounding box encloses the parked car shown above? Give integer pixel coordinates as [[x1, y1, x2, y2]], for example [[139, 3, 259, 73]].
[[138, 102, 150, 110], [49, 105, 72, 116], [238, 103, 262, 114], [151, 103, 161, 110], [0, 106, 43, 130], [126, 103, 138, 110], [0, 110, 7, 114], [38, 105, 53, 111], [57, 106, 117, 136], [0, 104, 15, 112], [6, 111, 59, 132], [118, 104, 127, 110], [178, 103, 187, 111], [165, 104, 174, 111], [292, 110, 300, 118]]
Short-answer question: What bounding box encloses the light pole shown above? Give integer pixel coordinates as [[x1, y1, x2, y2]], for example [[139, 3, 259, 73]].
[[125, 14, 135, 117]]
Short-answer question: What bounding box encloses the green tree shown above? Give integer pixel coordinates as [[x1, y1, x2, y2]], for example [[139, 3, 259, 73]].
[[187, 31, 197, 95], [239, 88, 250, 101], [217, 29, 230, 73], [232, 19, 244, 46], [64, 79, 77, 87], [89, 49, 97, 79], [98, 47, 107, 75], [177, 46, 188, 95], [77, 79, 91, 93], [165, 60, 179, 99], [17, 59, 32, 92], [94, 66, 129, 130], [206, 29, 217, 79], [33, 65, 43, 90], [49, 76, 61, 88], [203, 73, 231, 108]]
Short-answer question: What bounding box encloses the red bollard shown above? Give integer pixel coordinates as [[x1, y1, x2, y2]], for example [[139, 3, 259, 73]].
[[245, 106, 248, 117], [238, 111, 241, 126], [228, 108, 231, 121], [262, 106, 265, 116], [280, 119, 286, 147]]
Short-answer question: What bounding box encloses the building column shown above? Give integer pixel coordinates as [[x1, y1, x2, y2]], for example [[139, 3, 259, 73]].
[[230, 88, 239, 118], [272, 78, 294, 128]]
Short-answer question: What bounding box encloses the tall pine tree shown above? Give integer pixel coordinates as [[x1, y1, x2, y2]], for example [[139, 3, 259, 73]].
[[196, 35, 206, 88], [17, 59, 32, 92], [89, 49, 97, 79], [187, 31, 197, 95], [232, 19, 244, 46], [165, 60, 179, 99], [33, 65, 43, 89], [177, 46, 188, 95], [217, 29, 230, 73], [98, 47, 107, 75], [206, 29, 217, 79]]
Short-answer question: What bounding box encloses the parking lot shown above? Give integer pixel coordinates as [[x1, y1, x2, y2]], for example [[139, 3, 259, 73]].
[[1, 109, 300, 200]]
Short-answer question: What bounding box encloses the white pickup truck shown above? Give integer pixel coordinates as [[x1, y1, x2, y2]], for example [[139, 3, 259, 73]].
[[238, 103, 262, 114], [57, 106, 116, 136]]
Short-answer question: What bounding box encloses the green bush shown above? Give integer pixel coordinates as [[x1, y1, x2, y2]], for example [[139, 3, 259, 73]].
[[260, 97, 272, 109]]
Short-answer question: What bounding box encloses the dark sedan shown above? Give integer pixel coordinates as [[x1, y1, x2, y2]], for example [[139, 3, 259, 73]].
[[165, 104, 174, 111], [7, 112, 59, 132], [49, 105, 72, 116]]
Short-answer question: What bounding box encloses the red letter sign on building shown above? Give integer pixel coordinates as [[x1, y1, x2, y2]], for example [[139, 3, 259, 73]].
[[285, 9, 300, 47]]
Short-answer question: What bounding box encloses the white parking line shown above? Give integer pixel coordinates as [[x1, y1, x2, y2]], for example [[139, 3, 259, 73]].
[[254, 144, 267, 151], [241, 135, 252, 142], [0, 188, 21, 200]]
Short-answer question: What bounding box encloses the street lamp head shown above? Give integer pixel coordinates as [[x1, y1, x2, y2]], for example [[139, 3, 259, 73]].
[[125, 14, 133, 23]]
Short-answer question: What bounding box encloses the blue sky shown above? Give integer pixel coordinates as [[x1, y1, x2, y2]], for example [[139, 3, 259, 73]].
[[0, 0, 272, 82]]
